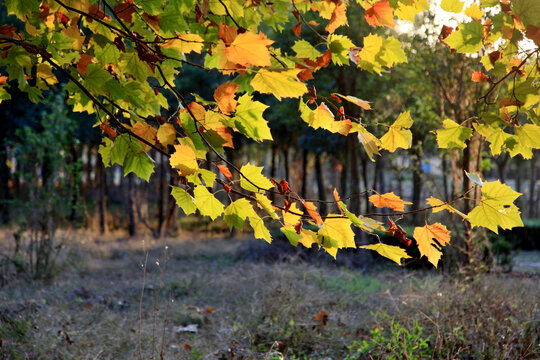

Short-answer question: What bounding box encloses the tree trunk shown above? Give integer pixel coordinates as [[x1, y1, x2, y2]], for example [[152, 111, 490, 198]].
[[157, 153, 166, 236], [97, 156, 107, 234], [529, 153, 538, 218], [126, 173, 136, 237], [360, 152, 369, 213], [515, 157, 522, 209], [282, 147, 290, 182], [0, 143, 10, 224], [301, 148, 308, 199], [347, 134, 360, 214], [410, 144, 423, 226], [270, 144, 277, 202], [442, 152, 449, 201], [314, 153, 327, 215]]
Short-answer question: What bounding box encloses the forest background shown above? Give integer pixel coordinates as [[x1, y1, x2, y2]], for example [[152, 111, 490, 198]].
[[0, 0, 539, 358]]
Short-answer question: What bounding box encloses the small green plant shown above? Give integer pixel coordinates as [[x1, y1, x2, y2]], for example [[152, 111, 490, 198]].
[[346, 314, 432, 360]]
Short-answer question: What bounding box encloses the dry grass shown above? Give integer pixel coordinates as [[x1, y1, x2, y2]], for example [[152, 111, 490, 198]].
[[0, 230, 538, 359]]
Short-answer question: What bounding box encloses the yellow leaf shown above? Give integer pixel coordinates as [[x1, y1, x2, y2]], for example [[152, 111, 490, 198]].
[[333, 93, 372, 110], [413, 223, 451, 267], [359, 243, 411, 265], [319, 215, 357, 249], [283, 202, 302, 227], [515, 124, 540, 149], [358, 34, 383, 63], [250, 69, 308, 100], [358, 125, 381, 161], [249, 214, 272, 243], [170, 144, 199, 176], [426, 196, 467, 219], [36, 63, 58, 86], [225, 31, 273, 67], [163, 34, 204, 53], [464, 4, 484, 20], [441, 0, 464, 13], [62, 23, 85, 50], [380, 111, 413, 152], [369, 192, 412, 211], [213, 81, 239, 115], [157, 123, 176, 147], [298, 229, 319, 249], [255, 193, 279, 220]]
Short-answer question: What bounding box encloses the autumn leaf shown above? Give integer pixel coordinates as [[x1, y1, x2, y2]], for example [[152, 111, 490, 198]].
[[193, 185, 224, 220], [239, 163, 273, 193], [413, 223, 451, 267], [360, 243, 411, 265], [250, 69, 308, 100], [471, 71, 489, 82], [157, 123, 176, 147], [380, 111, 413, 152], [436, 119, 473, 150], [364, 0, 394, 28], [332, 93, 372, 110], [217, 164, 233, 181], [170, 144, 199, 176], [131, 122, 157, 151], [326, 1, 347, 34], [303, 201, 323, 226], [171, 186, 196, 215], [369, 192, 412, 211], [225, 31, 273, 67], [213, 81, 239, 115], [426, 196, 467, 219], [163, 34, 204, 54]]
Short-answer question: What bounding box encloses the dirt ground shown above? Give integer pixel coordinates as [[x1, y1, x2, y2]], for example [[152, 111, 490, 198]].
[[0, 229, 539, 359]]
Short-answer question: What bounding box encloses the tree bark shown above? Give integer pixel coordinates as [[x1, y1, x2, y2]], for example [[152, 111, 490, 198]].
[[97, 156, 107, 234], [0, 143, 10, 224], [529, 153, 538, 218], [347, 134, 360, 214], [126, 173, 136, 237], [314, 153, 327, 215], [157, 152, 166, 236], [301, 148, 308, 199]]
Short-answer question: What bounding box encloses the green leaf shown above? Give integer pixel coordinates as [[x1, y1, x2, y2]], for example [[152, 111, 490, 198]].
[[84, 64, 113, 92], [292, 40, 322, 60], [119, 53, 151, 82], [239, 163, 273, 193], [171, 186, 197, 215], [193, 185, 224, 220], [233, 94, 272, 141], [224, 198, 257, 230], [327, 34, 354, 66], [124, 151, 155, 181], [359, 243, 411, 265], [444, 21, 484, 53], [379, 36, 407, 68], [4, 0, 39, 18], [436, 119, 473, 149], [512, 0, 540, 27], [281, 226, 301, 246], [338, 201, 385, 232], [110, 134, 144, 166]]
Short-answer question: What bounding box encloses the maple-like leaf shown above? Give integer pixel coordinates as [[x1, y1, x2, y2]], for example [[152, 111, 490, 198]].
[[213, 81, 239, 115], [282, 202, 302, 227], [163, 34, 204, 53], [515, 124, 540, 149], [239, 163, 273, 193], [170, 144, 199, 176], [157, 123, 176, 147], [441, 0, 464, 13], [333, 93, 371, 110], [281, 226, 302, 246], [364, 0, 394, 28], [369, 192, 412, 211], [360, 243, 411, 265], [255, 193, 279, 220], [298, 229, 319, 249], [358, 126, 381, 161], [233, 94, 272, 141], [225, 31, 273, 67], [444, 21, 484, 53], [131, 122, 157, 151], [224, 198, 257, 230], [464, 4, 484, 20], [325, 1, 347, 34], [249, 214, 272, 243], [380, 111, 413, 152], [471, 71, 489, 82], [338, 201, 385, 232], [413, 223, 451, 267], [171, 186, 196, 215], [250, 69, 307, 100], [436, 119, 473, 150], [193, 185, 224, 220]]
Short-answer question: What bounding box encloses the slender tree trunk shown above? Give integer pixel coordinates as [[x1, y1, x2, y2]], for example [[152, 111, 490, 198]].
[[165, 172, 178, 232], [314, 153, 327, 215], [270, 144, 277, 201], [360, 153, 369, 213], [410, 144, 423, 226], [301, 148, 308, 199], [97, 157, 107, 234], [529, 153, 538, 218], [126, 173, 136, 237], [157, 153, 166, 236], [0, 143, 10, 224], [442, 152, 449, 201], [282, 147, 290, 182], [515, 157, 522, 209], [348, 134, 360, 214]]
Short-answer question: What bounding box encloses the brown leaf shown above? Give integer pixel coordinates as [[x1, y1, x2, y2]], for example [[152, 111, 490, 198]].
[[77, 54, 93, 74], [386, 219, 411, 247], [114, 3, 135, 23], [143, 13, 160, 30], [471, 71, 489, 82], [218, 23, 238, 45]]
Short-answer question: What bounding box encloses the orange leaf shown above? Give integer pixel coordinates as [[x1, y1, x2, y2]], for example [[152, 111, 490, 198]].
[[225, 31, 273, 67], [333, 188, 343, 215], [364, 0, 394, 28], [213, 81, 239, 115], [218, 23, 238, 45], [326, 1, 347, 34], [76, 53, 93, 75], [142, 13, 160, 30], [499, 98, 524, 107], [413, 223, 451, 267], [131, 122, 157, 150], [314, 310, 328, 326], [386, 219, 410, 247], [0, 75, 8, 86], [303, 201, 323, 225], [526, 25, 540, 47], [471, 71, 489, 82], [100, 123, 117, 139], [369, 192, 412, 211], [217, 164, 233, 181], [293, 22, 302, 37]]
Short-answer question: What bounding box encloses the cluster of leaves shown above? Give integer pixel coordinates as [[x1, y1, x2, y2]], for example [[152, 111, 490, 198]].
[[0, 0, 538, 267]]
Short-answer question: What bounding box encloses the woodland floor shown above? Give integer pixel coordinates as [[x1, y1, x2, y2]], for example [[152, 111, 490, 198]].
[[0, 229, 539, 360]]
